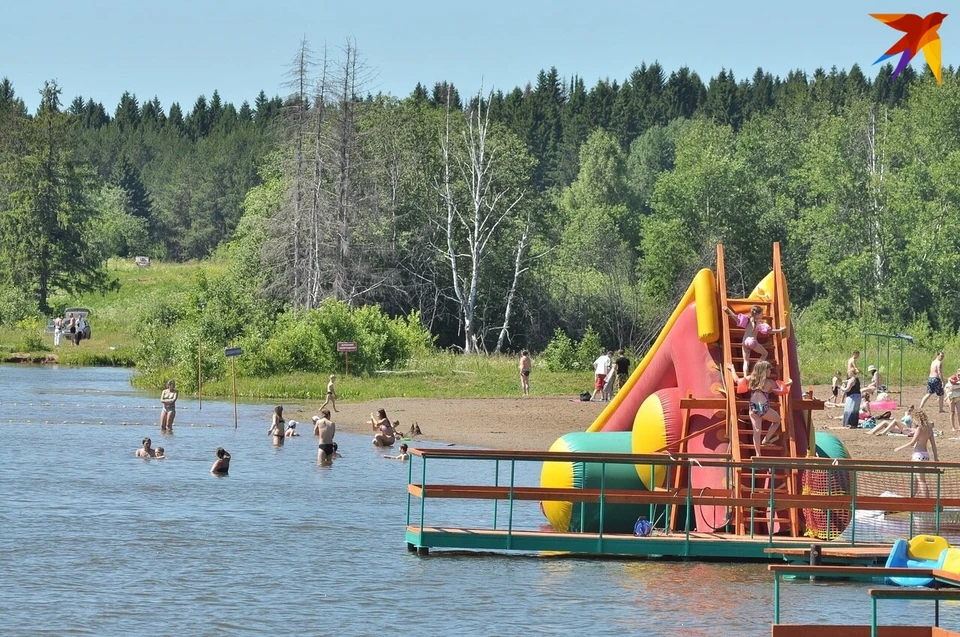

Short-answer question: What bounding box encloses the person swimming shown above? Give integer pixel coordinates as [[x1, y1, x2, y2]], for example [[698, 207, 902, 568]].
[[211, 447, 231, 475]]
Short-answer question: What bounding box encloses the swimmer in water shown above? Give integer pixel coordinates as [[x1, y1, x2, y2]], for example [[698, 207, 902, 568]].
[[136, 437, 156, 458], [211, 447, 231, 475]]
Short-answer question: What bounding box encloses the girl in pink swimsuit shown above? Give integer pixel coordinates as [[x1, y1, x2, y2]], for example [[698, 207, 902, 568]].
[[724, 305, 787, 374]]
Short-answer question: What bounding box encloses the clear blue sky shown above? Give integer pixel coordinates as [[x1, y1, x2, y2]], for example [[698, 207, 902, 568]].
[[1, 0, 953, 113]]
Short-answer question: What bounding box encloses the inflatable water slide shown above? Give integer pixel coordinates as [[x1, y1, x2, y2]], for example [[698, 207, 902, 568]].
[[541, 244, 824, 536]]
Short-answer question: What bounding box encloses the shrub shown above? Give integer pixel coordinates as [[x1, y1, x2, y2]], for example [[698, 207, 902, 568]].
[[0, 285, 39, 327], [575, 325, 604, 371], [541, 328, 576, 371]]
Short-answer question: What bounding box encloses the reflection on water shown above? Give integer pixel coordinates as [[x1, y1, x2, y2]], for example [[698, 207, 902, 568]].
[[1, 364, 958, 635]]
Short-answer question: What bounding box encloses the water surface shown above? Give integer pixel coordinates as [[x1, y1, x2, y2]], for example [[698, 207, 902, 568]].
[[0, 365, 956, 635]]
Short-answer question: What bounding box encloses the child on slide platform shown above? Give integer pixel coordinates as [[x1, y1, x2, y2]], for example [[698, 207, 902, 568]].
[[724, 305, 787, 375]]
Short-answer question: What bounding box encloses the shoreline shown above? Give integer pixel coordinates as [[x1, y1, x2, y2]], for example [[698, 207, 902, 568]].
[[293, 384, 960, 461]]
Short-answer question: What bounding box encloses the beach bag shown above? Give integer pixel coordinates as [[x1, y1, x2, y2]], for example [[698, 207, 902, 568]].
[[634, 517, 652, 537], [579, 392, 591, 402]]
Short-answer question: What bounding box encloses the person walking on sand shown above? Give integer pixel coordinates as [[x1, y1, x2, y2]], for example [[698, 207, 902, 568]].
[[160, 380, 178, 431], [895, 410, 938, 498], [919, 351, 946, 414], [268, 405, 286, 445], [211, 447, 231, 475], [723, 305, 787, 375], [727, 361, 792, 457], [519, 350, 532, 396], [591, 351, 613, 401], [315, 410, 338, 464], [831, 370, 842, 406], [319, 374, 339, 413]]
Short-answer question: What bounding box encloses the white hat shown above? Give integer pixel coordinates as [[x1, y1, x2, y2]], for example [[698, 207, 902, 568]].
[[312, 415, 320, 422], [868, 365, 877, 372], [288, 421, 297, 428]]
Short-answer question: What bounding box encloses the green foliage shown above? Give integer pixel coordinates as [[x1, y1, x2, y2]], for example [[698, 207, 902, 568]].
[[541, 328, 576, 371], [0, 283, 39, 326]]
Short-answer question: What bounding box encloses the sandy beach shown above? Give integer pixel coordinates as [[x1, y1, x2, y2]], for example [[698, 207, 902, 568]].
[[294, 384, 960, 462]]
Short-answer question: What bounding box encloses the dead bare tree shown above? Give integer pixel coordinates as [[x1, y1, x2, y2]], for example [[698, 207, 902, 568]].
[[436, 90, 527, 353]]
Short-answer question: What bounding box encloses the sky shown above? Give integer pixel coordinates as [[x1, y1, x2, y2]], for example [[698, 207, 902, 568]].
[[1, 0, 954, 113]]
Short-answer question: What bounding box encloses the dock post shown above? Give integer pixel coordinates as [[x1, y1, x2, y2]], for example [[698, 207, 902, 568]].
[[809, 544, 822, 581]]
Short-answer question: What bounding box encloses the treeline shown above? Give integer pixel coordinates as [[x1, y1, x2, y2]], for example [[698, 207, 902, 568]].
[[2, 48, 960, 362]]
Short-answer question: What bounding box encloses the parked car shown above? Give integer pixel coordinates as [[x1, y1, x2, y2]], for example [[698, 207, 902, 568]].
[[46, 308, 92, 342]]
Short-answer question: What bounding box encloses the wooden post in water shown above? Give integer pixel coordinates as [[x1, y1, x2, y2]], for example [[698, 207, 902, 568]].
[[232, 356, 238, 430], [197, 340, 202, 412]]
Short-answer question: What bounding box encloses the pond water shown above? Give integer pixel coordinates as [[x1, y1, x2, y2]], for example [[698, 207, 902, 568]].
[[0, 364, 957, 635]]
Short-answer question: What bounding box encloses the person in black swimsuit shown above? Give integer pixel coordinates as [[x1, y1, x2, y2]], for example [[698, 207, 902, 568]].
[[211, 447, 230, 475]]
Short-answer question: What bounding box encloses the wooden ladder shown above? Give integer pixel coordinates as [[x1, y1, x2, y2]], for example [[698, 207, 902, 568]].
[[718, 243, 801, 537]]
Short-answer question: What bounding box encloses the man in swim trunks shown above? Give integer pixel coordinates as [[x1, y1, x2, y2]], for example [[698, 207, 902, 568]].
[[519, 350, 532, 396], [919, 351, 945, 414], [315, 410, 337, 464], [136, 437, 156, 458]]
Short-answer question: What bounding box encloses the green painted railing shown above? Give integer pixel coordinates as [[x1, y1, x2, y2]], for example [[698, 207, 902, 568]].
[[769, 564, 960, 637], [405, 449, 957, 552]]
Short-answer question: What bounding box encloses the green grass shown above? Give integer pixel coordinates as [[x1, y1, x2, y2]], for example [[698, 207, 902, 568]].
[[0, 258, 215, 366], [199, 352, 587, 400]]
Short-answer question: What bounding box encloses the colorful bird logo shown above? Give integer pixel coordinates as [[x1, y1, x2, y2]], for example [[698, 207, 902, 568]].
[[871, 12, 948, 84]]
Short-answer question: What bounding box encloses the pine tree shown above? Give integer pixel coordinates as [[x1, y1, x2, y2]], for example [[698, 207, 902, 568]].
[[0, 81, 110, 310], [114, 91, 141, 131], [167, 102, 185, 132]]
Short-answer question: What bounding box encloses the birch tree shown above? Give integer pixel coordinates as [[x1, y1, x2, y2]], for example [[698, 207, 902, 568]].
[[437, 91, 534, 353]]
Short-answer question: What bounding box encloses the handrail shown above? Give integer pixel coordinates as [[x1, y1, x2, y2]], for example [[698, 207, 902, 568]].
[[653, 419, 727, 453]]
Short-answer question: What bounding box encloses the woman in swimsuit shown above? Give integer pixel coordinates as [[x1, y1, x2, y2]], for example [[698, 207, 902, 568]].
[[723, 305, 787, 375], [895, 409, 938, 497], [160, 380, 178, 431], [370, 408, 396, 447], [728, 361, 792, 457], [945, 369, 960, 432], [268, 405, 286, 445], [871, 405, 915, 436]]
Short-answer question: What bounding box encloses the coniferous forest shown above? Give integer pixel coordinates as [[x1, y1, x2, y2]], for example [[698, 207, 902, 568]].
[[3, 41, 960, 378]]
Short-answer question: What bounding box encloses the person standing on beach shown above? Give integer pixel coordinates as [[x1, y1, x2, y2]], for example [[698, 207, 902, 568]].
[[842, 369, 862, 429], [919, 352, 946, 414], [53, 315, 63, 347], [591, 351, 613, 401], [319, 374, 339, 413], [946, 369, 960, 432], [519, 350, 532, 396], [847, 350, 861, 379], [895, 410, 938, 498], [160, 380, 178, 431], [614, 349, 630, 393]]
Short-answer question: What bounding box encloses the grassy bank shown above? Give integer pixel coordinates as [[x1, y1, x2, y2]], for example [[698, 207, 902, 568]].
[[2, 257, 958, 398]]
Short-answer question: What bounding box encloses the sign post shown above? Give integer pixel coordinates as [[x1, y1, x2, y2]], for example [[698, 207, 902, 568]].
[[197, 340, 202, 412], [337, 341, 358, 376], [225, 346, 243, 429]]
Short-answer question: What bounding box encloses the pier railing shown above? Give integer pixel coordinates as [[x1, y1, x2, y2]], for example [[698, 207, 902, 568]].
[[405, 448, 960, 554], [769, 564, 960, 636]]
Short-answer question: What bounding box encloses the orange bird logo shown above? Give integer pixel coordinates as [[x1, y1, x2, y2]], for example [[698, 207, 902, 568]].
[[872, 12, 948, 84]]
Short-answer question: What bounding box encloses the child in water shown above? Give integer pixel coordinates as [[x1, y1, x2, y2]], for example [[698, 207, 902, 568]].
[[384, 443, 409, 461]]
